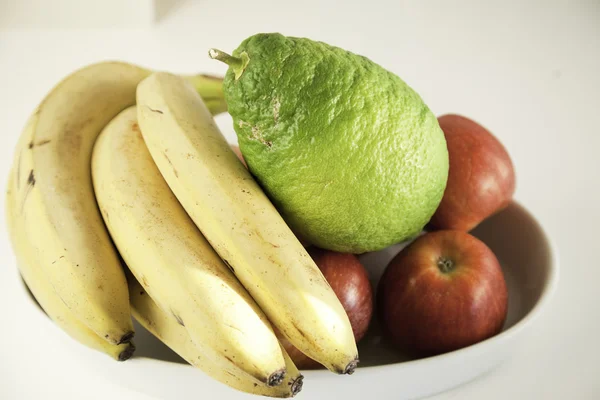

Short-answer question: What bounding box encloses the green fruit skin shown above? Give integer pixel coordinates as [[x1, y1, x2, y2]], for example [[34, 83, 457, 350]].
[[223, 33, 448, 253]]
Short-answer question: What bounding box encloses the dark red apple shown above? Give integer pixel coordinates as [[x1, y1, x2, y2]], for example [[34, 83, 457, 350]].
[[430, 114, 516, 231], [377, 230, 508, 356], [280, 250, 374, 369]]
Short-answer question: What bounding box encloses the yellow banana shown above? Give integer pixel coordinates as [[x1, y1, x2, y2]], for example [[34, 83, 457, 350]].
[[128, 276, 303, 397], [6, 169, 134, 361], [11, 62, 225, 345], [92, 106, 286, 386], [136, 72, 359, 374]]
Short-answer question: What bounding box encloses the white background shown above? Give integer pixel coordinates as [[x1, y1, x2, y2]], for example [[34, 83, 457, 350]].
[[0, 0, 599, 399]]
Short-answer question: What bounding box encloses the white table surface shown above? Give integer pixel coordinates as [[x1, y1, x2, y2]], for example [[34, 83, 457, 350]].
[[0, 0, 598, 399]]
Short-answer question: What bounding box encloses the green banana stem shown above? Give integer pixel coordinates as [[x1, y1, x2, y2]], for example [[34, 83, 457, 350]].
[[183, 74, 228, 115]]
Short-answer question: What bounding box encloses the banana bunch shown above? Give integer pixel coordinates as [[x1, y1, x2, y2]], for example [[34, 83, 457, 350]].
[[6, 62, 358, 397]]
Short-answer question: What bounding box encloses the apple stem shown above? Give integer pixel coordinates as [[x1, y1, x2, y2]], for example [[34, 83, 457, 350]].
[[437, 257, 455, 273]]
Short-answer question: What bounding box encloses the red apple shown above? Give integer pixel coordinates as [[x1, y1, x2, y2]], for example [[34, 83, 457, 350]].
[[312, 249, 374, 341], [280, 250, 374, 369], [377, 230, 508, 356], [430, 114, 516, 231]]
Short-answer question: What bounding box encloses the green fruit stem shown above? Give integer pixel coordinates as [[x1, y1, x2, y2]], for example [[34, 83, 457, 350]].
[[182, 74, 228, 115], [209, 48, 249, 80]]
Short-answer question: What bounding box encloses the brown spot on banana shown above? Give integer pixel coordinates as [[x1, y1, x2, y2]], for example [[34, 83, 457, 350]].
[[225, 323, 243, 334], [162, 152, 179, 178], [28, 139, 51, 148], [51, 255, 65, 265], [223, 259, 235, 272], [101, 207, 110, 223], [171, 310, 185, 326], [27, 170, 35, 186], [147, 106, 163, 114], [20, 170, 36, 214]]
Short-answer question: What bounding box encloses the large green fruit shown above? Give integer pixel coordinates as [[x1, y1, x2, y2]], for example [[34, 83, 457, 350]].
[[211, 33, 448, 253]]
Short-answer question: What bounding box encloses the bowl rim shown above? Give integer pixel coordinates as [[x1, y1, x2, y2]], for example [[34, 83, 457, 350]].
[[19, 201, 559, 374]]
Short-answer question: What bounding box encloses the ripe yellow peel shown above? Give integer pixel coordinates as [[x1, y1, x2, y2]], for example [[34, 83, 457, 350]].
[[129, 277, 303, 397], [92, 106, 285, 385], [136, 72, 358, 374], [6, 169, 134, 361], [10, 61, 226, 345]]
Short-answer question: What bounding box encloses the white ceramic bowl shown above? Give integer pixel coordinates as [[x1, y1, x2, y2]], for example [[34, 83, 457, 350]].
[[22, 201, 558, 400]]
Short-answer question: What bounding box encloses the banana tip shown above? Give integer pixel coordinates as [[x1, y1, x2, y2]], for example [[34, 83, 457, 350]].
[[267, 369, 286, 387], [118, 342, 136, 362], [290, 375, 304, 397], [342, 357, 359, 375], [118, 331, 135, 344]]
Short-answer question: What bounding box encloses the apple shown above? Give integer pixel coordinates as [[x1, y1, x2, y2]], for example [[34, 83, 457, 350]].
[[377, 230, 508, 356], [311, 249, 374, 341], [280, 249, 374, 369], [430, 114, 516, 231]]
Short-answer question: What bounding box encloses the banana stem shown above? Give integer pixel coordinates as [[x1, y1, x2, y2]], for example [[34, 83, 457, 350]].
[[209, 49, 249, 80], [183, 74, 228, 115]]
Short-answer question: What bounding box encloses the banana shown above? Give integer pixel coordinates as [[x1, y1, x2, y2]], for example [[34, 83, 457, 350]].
[[136, 72, 359, 374], [11, 62, 225, 345], [6, 169, 135, 361], [92, 106, 286, 386], [128, 276, 303, 397]]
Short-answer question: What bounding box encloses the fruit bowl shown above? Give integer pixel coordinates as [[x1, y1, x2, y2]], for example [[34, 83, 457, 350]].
[[20, 200, 557, 400]]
